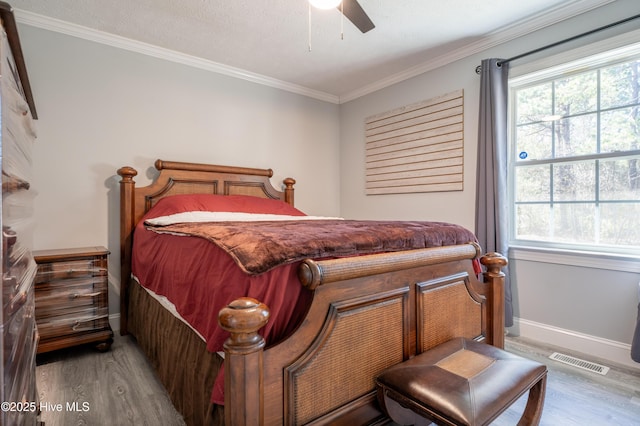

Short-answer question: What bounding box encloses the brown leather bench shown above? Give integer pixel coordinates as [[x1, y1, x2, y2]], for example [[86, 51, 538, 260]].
[[376, 337, 547, 426]]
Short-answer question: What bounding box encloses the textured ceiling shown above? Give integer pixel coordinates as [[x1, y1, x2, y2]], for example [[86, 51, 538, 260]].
[[12, 0, 614, 102]]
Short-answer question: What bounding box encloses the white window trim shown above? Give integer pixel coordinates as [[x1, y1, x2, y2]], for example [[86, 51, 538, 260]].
[[507, 28, 640, 262], [510, 245, 640, 273]]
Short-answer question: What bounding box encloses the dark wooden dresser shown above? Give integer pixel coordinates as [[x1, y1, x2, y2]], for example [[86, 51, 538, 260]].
[[34, 246, 113, 354], [0, 2, 40, 425]]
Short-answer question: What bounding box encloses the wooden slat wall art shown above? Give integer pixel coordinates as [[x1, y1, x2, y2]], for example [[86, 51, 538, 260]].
[[365, 89, 464, 195]]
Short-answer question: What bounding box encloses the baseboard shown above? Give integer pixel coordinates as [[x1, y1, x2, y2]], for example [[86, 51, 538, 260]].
[[510, 317, 640, 371], [109, 313, 120, 334]]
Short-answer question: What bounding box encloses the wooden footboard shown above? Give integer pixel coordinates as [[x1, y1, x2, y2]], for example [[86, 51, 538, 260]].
[[219, 244, 507, 426]]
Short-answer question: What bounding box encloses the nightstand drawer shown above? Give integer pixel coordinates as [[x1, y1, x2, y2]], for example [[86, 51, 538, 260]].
[[37, 309, 109, 341], [35, 275, 107, 292], [35, 259, 107, 283], [33, 246, 113, 354], [35, 276, 107, 319]]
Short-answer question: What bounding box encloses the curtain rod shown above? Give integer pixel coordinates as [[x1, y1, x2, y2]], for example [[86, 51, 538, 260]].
[[475, 12, 640, 74]]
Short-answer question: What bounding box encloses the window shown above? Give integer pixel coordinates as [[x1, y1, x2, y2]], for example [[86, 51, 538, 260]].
[[509, 43, 640, 256]]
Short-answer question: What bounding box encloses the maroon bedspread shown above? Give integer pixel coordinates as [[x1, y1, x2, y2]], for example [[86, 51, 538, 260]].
[[145, 219, 478, 275], [131, 223, 313, 406]]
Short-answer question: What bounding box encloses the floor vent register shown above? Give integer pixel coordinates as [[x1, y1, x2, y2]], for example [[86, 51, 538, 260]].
[[549, 352, 610, 375]]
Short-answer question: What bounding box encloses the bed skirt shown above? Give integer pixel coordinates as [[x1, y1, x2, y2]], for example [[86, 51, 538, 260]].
[[129, 279, 224, 425]]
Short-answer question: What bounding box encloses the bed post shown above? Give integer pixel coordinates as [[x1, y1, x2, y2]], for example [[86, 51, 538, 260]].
[[283, 177, 295, 206], [117, 166, 138, 336], [219, 298, 270, 426], [480, 252, 508, 349]]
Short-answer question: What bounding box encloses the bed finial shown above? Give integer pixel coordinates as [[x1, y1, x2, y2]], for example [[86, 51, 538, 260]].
[[219, 297, 270, 425], [480, 252, 508, 277], [117, 166, 138, 181], [219, 297, 270, 351], [283, 177, 296, 206]]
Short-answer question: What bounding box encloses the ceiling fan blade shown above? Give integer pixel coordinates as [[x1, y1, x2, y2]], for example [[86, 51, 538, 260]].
[[339, 0, 375, 33]]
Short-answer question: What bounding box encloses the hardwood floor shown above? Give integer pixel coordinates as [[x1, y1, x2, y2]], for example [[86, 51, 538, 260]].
[[496, 336, 640, 426], [36, 334, 640, 425], [36, 334, 185, 426]]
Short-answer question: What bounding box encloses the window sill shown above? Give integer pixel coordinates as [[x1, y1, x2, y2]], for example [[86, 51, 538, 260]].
[[509, 245, 640, 273]]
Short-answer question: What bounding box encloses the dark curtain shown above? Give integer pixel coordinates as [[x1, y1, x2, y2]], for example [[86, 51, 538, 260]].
[[475, 58, 513, 327], [632, 282, 640, 362]]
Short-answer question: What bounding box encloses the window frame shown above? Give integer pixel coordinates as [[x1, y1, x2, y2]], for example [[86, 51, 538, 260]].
[[507, 30, 640, 259]]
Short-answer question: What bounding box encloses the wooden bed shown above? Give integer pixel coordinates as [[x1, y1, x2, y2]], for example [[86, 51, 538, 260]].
[[117, 159, 507, 426]]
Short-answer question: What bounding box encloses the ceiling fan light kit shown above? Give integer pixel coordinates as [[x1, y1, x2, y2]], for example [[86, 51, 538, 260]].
[[307, 0, 375, 51], [309, 0, 342, 10], [308, 0, 375, 34]]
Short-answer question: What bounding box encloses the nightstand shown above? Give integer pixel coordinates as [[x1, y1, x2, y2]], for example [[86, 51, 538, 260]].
[[33, 246, 113, 353]]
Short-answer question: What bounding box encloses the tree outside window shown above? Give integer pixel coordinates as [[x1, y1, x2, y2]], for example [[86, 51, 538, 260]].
[[510, 55, 640, 255]]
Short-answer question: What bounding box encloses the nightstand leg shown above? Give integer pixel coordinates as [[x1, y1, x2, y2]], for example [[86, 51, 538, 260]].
[[95, 337, 114, 352]]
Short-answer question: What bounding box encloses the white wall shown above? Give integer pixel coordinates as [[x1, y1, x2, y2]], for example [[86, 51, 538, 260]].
[[339, 0, 640, 369], [19, 25, 341, 315]]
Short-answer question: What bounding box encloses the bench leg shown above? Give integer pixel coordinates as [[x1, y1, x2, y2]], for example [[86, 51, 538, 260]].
[[517, 373, 547, 426], [378, 388, 432, 426]]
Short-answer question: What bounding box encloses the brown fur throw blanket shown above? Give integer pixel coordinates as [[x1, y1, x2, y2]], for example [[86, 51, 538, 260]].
[[145, 219, 477, 275]]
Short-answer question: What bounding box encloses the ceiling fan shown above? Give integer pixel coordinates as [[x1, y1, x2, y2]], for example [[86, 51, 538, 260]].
[[309, 0, 375, 33]]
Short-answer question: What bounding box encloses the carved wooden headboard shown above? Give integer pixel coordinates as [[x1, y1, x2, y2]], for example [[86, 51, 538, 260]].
[[116, 159, 295, 334]]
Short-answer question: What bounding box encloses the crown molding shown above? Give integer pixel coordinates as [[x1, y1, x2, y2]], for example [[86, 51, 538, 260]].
[[338, 0, 617, 103], [14, 1, 616, 105], [13, 9, 341, 104]]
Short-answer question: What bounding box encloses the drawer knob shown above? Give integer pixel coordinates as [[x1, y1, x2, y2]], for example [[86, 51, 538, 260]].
[[69, 291, 102, 299], [71, 314, 109, 331]]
